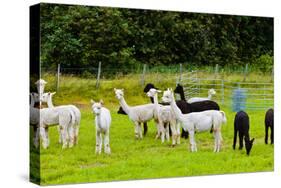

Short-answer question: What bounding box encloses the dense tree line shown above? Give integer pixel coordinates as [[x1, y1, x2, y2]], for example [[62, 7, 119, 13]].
[[40, 3, 273, 71]]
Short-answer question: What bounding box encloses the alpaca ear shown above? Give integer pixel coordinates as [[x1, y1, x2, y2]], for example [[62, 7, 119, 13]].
[[157, 90, 162, 93], [51, 92, 56, 96], [251, 138, 255, 143], [100, 99, 104, 105], [90, 99, 95, 104]]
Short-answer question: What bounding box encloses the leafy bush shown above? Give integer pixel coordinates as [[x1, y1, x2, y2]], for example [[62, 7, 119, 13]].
[[256, 54, 273, 73]]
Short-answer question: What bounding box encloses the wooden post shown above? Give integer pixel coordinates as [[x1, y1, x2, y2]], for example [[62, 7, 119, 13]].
[[221, 79, 224, 105], [178, 63, 183, 84], [213, 64, 219, 86], [56, 63, 60, 92], [140, 64, 146, 86], [243, 63, 248, 82], [96, 61, 101, 89], [215, 64, 219, 78]]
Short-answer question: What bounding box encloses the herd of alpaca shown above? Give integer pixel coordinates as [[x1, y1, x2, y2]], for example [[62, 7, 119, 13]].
[[30, 80, 274, 156], [30, 79, 81, 149]]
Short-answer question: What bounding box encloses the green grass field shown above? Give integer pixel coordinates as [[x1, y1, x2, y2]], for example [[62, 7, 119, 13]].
[[30, 72, 274, 185]]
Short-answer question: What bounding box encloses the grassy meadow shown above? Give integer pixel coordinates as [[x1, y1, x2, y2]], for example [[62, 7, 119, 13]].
[[30, 71, 274, 185]]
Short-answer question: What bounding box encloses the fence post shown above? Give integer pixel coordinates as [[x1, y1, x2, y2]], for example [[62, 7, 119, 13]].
[[213, 64, 219, 87], [140, 64, 146, 86], [214, 64, 219, 78], [96, 61, 101, 89], [56, 63, 60, 92], [221, 79, 224, 105], [178, 63, 183, 84], [243, 63, 248, 82]]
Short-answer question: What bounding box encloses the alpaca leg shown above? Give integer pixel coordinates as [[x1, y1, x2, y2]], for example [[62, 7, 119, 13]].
[[165, 123, 170, 142], [99, 133, 103, 153], [45, 127, 50, 147], [159, 122, 165, 143], [60, 126, 68, 149], [214, 131, 221, 152], [270, 125, 274, 144], [57, 126, 62, 144], [170, 122, 177, 146], [68, 126, 75, 148], [134, 122, 139, 139], [104, 131, 111, 154], [138, 123, 143, 139], [265, 125, 269, 144], [39, 127, 48, 149], [176, 122, 181, 144], [189, 131, 197, 152], [95, 130, 101, 154], [213, 130, 218, 152], [34, 127, 40, 148], [233, 128, 238, 150], [154, 121, 160, 139], [74, 126, 79, 145], [238, 132, 243, 150], [143, 122, 148, 136], [181, 128, 189, 139]]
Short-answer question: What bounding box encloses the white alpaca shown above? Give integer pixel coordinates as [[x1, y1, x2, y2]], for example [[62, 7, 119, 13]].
[[91, 100, 111, 154], [187, 89, 216, 103], [146, 88, 180, 145], [39, 105, 75, 149], [35, 79, 47, 105], [31, 92, 76, 149], [30, 93, 40, 148], [42, 92, 81, 145], [114, 88, 156, 139], [162, 89, 226, 152]]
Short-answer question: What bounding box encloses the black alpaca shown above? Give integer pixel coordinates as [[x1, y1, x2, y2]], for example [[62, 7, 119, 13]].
[[265, 108, 274, 144], [233, 111, 255, 155], [174, 84, 220, 138]]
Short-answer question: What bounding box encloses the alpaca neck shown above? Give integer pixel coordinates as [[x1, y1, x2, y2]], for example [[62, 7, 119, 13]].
[[47, 95, 55, 108], [119, 97, 131, 115], [207, 93, 212, 99], [96, 113, 102, 128], [153, 93, 160, 113], [179, 90, 186, 101], [170, 96, 184, 121]]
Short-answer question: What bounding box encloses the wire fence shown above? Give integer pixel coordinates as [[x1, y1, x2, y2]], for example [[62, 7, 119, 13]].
[[179, 70, 274, 111], [41, 63, 274, 111]]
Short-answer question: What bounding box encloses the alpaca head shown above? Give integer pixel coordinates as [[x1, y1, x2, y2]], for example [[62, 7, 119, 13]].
[[174, 84, 184, 95], [91, 99, 104, 115], [245, 138, 255, 155], [41, 92, 56, 103], [143, 83, 157, 93], [30, 92, 39, 102], [208, 89, 216, 96], [35, 79, 47, 95], [162, 88, 174, 103], [146, 88, 161, 98], [114, 88, 124, 100]]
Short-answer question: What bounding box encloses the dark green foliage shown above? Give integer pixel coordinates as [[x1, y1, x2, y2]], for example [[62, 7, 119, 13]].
[[40, 3, 273, 72]]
